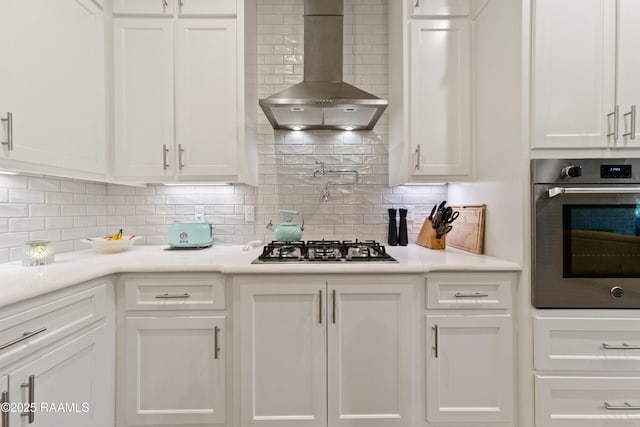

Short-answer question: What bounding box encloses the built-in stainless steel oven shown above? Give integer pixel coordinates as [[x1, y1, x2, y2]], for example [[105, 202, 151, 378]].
[[532, 158, 640, 308]]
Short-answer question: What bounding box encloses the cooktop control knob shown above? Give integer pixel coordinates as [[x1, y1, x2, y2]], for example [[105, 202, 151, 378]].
[[610, 286, 624, 299], [561, 165, 583, 178]]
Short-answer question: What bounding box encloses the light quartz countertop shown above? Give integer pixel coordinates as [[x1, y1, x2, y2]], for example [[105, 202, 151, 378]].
[[0, 244, 521, 308]]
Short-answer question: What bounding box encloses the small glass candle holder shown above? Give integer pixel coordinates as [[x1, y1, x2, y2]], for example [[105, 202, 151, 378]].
[[22, 240, 55, 267]]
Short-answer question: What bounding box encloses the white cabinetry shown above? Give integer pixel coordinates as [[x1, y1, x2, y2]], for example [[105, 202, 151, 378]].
[[117, 274, 228, 426], [113, 0, 256, 184], [534, 311, 640, 426], [0, 0, 106, 180], [389, 3, 474, 184], [236, 275, 416, 427], [531, 0, 640, 152], [0, 279, 114, 427], [424, 272, 515, 426]]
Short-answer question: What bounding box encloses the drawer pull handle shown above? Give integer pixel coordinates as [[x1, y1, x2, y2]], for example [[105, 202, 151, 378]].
[[155, 293, 191, 299], [432, 325, 439, 358], [604, 402, 640, 410], [602, 343, 640, 350], [0, 327, 47, 351], [214, 326, 220, 359], [454, 292, 489, 298], [1, 390, 8, 427], [20, 375, 35, 423]]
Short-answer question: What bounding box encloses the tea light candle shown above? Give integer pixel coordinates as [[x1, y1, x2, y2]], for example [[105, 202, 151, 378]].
[[22, 240, 55, 267]]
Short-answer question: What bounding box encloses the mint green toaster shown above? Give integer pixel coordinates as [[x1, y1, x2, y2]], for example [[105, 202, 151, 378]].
[[168, 221, 213, 248]]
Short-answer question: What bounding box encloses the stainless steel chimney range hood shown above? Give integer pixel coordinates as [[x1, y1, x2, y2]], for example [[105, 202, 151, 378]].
[[259, 0, 388, 131]]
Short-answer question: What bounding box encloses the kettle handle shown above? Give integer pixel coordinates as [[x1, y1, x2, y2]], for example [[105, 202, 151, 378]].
[[279, 209, 299, 216]]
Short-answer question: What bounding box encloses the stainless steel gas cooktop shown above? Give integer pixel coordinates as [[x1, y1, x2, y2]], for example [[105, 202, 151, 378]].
[[252, 240, 398, 263]]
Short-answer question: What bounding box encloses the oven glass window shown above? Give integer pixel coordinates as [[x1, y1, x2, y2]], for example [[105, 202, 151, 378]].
[[563, 205, 640, 277]]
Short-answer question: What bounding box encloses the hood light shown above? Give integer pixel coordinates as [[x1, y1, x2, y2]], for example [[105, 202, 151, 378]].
[[343, 126, 355, 131], [291, 126, 304, 131], [291, 107, 305, 112]]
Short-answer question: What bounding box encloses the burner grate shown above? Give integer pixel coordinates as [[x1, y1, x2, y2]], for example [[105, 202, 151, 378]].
[[255, 240, 397, 263]]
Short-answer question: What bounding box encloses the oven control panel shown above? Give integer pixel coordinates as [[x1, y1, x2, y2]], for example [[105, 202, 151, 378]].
[[601, 164, 632, 179]]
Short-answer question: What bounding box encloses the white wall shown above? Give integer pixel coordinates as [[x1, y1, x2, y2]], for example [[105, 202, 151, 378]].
[[448, 0, 526, 265]]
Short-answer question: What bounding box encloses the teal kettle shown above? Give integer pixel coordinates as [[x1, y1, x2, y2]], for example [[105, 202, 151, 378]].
[[266, 209, 305, 243]]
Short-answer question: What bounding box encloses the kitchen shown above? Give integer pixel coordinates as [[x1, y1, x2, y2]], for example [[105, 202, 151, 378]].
[[2, 0, 635, 427]]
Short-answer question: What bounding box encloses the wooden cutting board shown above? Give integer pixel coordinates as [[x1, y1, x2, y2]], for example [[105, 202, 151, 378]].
[[446, 205, 486, 254]]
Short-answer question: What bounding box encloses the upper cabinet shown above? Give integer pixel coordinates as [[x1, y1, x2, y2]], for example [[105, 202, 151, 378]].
[[112, 0, 256, 184], [113, 0, 237, 16], [0, 0, 106, 181], [531, 0, 640, 152], [389, 1, 476, 185]]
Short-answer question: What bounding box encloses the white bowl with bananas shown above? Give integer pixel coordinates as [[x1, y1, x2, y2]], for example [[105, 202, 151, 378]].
[[81, 229, 141, 253]]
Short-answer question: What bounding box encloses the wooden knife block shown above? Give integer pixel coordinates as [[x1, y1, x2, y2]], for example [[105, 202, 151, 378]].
[[416, 219, 446, 249]]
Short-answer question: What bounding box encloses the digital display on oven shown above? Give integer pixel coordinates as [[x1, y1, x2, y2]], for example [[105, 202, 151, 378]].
[[600, 164, 632, 178]]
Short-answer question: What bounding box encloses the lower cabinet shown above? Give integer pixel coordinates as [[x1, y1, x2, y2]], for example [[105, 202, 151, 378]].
[[534, 311, 640, 427], [424, 272, 516, 427], [236, 275, 417, 427], [425, 314, 514, 424], [0, 279, 114, 427], [124, 316, 226, 425], [7, 325, 110, 427], [117, 273, 228, 427]]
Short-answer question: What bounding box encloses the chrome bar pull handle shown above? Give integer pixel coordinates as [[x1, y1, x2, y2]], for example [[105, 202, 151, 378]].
[[155, 293, 190, 299], [0, 327, 47, 352], [178, 144, 185, 170], [319, 290, 323, 324], [623, 105, 637, 140], [454, 292, 489, 298], [604, 402, 640, 410], [607, 105, 619, 141], [214, 326, 220, 359], [21, 375, 35, 424], [332, 289, 336, 324], [1, 390, 8, 427], [547, 186, 640, 198], [432, 325, 439, 358], [161, 0, 168, 13], [178, 0, 184, 12], [414, 144, 421, 171], [162, 144, 169, 169], [1, 112, 13, 151], [602, 343, 640, 350], [414, 0, 420, 8]]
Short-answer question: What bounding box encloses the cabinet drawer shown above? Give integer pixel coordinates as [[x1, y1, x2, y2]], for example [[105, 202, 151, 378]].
[[0, 284, 108, 364], [124, 275, 225, 310], [535, 316, 640, 371], [535, 375, 640, 426], [426, 273, 513, 309]]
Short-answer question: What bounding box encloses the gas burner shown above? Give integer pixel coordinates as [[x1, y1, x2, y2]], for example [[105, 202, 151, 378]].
[[254, 240, 397, 263]]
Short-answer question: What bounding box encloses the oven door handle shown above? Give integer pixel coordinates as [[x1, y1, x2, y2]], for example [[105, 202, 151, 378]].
[[547, 186, 640, 198]]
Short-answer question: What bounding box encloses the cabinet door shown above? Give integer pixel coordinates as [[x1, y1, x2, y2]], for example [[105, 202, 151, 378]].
[[175, 19, 238, 178], [113, 18, 175, 179], [8, 326, 110, 427], [113, 0, 174, 15], [125, 316, 225, 425], [410, 20, 471, 177], [327, 281, 414, 427], [617, 0, 640, 146], [531, 0, 616, 149], [177, 0, 237, 15], [240, 282, 327, 427], [425, 314, 514, 423], [2, 0, 106, 176]]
